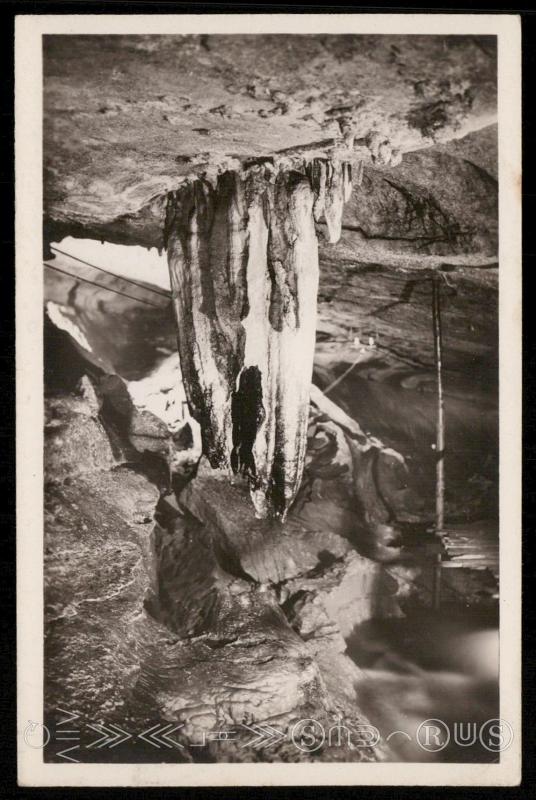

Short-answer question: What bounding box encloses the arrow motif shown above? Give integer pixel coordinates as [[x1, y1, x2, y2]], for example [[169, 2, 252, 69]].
[[240, 723, 286, 750], [54, 709, 81, 761], [107, 724, 132, 749], [56, 744, 80, 763], [159, 724, 185, 749], [138, 723, 184, 749], [56, 708, 80, 727], [87, 723, 132, 749]]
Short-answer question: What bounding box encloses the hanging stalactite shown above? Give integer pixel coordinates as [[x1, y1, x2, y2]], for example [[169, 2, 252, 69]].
[[307, 157, 354, 243], [165, 158, 352, 519]]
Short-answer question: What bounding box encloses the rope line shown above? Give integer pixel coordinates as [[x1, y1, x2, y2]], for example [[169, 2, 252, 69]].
[[44, 262, 165, 309], [323, 354, 364, 396], [49, 245, 171, 298]]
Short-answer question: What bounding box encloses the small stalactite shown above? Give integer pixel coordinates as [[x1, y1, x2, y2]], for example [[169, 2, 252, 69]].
[[307, 158, 354, 243], [165, 158, 352, 518]]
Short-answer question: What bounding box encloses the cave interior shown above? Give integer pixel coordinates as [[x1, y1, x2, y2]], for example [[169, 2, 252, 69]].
[[42, 33, 500, 763]]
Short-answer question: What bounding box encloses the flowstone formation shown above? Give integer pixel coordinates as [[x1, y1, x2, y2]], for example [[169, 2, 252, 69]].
[[165, 159, 353, 518]]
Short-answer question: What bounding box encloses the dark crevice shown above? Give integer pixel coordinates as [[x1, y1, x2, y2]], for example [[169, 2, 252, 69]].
[[230, 365, 265, 486]]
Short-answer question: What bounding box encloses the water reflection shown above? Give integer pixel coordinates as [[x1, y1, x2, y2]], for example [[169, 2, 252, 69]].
[[349, 612, 499, 762]]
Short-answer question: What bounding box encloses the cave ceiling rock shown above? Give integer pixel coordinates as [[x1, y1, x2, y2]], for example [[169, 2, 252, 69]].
[[44, 34, 497, 237]]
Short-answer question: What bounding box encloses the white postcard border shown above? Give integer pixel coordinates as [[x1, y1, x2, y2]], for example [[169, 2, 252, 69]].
[[16, 12, 522, 787]]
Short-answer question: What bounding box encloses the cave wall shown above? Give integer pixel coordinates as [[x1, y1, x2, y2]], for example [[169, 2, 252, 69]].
[[41, 32, 500, 762]]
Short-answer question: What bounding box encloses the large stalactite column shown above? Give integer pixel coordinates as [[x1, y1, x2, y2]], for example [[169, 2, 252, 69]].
[[165, 160, 351, 519]]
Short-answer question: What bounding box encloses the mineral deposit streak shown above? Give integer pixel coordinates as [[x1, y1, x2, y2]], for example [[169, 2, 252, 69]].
[[166, 159, 353, 518]]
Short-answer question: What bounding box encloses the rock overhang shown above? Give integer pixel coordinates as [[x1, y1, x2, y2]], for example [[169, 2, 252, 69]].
[[44, 33, 497, 240]]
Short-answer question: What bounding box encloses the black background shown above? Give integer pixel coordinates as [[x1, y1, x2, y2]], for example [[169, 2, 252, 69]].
[[1, 2, 533, 797]]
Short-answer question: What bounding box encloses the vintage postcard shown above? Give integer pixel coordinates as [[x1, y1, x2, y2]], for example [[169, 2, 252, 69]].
[[16, 12, 521, 786]]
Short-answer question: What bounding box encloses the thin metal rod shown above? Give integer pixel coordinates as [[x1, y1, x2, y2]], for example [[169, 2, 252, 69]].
[[432, 277, 446, 535], [431, 277, 445, 612]]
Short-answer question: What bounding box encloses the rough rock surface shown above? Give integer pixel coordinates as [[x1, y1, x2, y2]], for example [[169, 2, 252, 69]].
[[45, 372, 423, 762], [44, 34, 496, 240], [339, 134, 498, 258], [44, 388, 160, 724], [180, 460, 353, 585]]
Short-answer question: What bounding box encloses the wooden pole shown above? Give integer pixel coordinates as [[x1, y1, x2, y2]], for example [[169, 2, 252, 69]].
[[431, 277, 445, 610]]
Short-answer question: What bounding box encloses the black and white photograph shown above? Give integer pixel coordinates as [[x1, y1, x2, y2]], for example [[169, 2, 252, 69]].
[[16, 12, 521, 787]]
